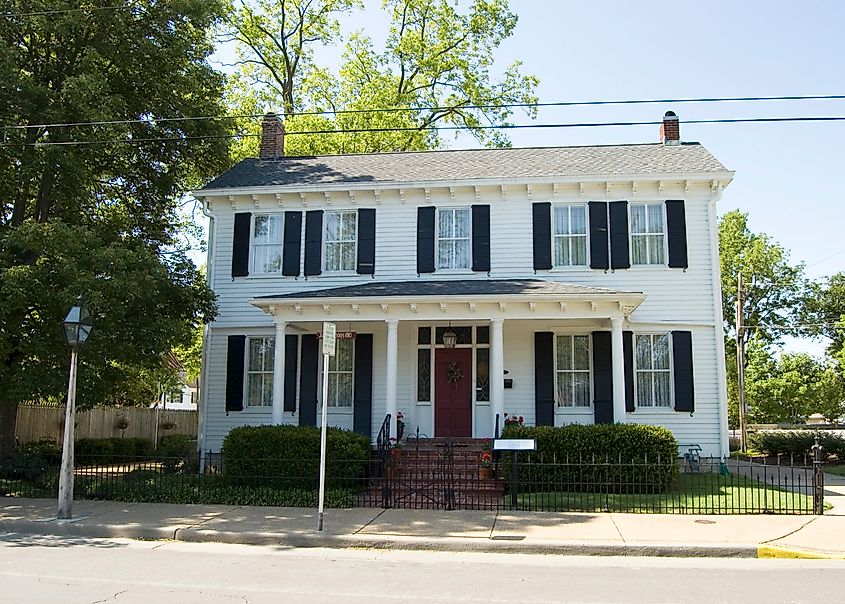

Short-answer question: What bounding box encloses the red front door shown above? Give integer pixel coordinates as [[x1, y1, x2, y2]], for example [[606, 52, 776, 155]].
[[434, 348, 473, 437]]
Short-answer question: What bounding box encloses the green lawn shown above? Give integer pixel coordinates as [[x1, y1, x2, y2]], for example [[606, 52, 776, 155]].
[[826, 465, 845, 478], [514, 473, 816, 514]]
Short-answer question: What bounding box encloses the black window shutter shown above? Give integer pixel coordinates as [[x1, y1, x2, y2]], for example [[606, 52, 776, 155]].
[[623, 331, 635, 412], [471, 204, 491, 272], [304, 210, 323, 276], [353, 334, 374, 437], [232, 213, 252, 277], [609, 201, 630, 269], [283, 334, 298, 412], [416, 206, 435, 273], [532, 202, 552, 270], [666, 200, 688, 269], [672, 331, 695, 412], [282, 211, 302, 276], [534, 332, 555, 425], [225, 335, 246, 412], [298, 334, 318, 426], [588, 202, 609, 270], [591, 331, 613, 424], [356, 208, 376, 275]]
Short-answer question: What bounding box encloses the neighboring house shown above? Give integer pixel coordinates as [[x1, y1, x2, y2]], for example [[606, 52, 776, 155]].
[[193, 111, 734, 456]]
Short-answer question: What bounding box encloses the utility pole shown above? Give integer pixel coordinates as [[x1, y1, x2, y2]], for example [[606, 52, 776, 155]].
[[735, 273, 747, 453]]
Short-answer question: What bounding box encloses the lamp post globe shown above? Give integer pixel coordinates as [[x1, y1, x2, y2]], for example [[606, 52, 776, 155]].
[[58, 296, 92, 520]]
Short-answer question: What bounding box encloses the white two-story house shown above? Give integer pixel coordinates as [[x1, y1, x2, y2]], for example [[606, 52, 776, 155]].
[[194, 111, 734, 457]]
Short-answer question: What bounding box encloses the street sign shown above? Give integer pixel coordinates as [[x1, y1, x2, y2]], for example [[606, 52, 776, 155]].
[[322, 322, 336, 357]]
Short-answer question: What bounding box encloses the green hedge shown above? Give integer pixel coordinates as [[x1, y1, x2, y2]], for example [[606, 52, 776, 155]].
[[500, 423, 679, 493], [75, 438, 155, 463], [221, 425, 371, 489], [748, 430, 845, 459]]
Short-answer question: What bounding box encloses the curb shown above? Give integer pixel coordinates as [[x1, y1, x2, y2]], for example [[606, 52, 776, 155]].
[[1, 519, 757, 558], [757, 545, 845, 560]]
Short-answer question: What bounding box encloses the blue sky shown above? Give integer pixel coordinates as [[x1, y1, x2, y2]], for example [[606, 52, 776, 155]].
[[211, 0, 845, 355]]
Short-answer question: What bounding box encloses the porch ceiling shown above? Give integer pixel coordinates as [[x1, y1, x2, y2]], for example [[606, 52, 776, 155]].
[[251, 279, 646, 322]]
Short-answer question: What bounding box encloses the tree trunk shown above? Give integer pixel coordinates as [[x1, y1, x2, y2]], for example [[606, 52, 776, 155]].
[[0, 401, 19, 461]]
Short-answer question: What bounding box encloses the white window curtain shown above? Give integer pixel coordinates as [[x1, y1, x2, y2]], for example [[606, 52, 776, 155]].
[[437, 207, 471, 269], [247, 337, 275, 406], [324, 210, 357, 272], [327, 338, 354, 407], [555, 335, 591, 407], [631, 203, 666, 265], [553, 205, 588, 266], [635, 334, 671, 407], [252, 214, 283, 274]]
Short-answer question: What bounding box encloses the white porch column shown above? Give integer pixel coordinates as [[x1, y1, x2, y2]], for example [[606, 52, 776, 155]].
[[271, 319, 287, 425], [491, 318, 505, 435], [385, 320, 399, 437], [610, 317, 626, 424]]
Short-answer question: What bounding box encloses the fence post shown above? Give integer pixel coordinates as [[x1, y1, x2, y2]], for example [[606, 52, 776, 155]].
[[510, 451, 518, 509], [811, 436, 825, 515]]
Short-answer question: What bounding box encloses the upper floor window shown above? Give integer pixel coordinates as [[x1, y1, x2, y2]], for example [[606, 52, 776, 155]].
[[553, 204, 588, 267], [247, 336, 275, 406], [327, 338, 354, 407], [635, 333, 671, 407], [324, 210, 357, 272], [252, 214, 283, 274], [437, 207, 471, 270], [630, 203, 665, 265], [555, 334, 591, 407]]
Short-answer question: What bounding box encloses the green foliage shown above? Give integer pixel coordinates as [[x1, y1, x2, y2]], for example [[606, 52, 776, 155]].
[[748, 430, 845, 459], [225, 0, 538, 157], [500, 423, 679, 493], [0, 1, 230, 457], [221, 425, 371, 488], [75, 438, 155, 463], [0, 440, 61, 488], [157, 434, 199, 474], [802, 273, 845, 353], [75, 473, 355, 507]]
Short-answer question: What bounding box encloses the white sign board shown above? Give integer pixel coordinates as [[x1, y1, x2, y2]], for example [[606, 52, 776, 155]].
[[493, 439, 537, 451], [322, 322, 336, 357]]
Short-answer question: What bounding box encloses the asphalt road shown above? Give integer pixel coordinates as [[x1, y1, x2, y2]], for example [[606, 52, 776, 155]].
[[1, 533, 844, 604]]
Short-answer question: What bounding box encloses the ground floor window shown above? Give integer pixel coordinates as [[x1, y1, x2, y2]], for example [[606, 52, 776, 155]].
[[555, 334, 591, 407], [247, 336, 274, 407], [327, 338, 354, 407], [635, 333, 671, 407]]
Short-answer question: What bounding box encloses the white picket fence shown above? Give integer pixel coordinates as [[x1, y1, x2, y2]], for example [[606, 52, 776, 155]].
[[15, 404, 197, 445]]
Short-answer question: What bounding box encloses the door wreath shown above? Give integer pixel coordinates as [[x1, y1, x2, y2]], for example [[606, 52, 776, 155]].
[[447, 362, 463, 385]]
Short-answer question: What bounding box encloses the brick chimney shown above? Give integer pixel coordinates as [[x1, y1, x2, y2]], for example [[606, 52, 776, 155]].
[[259, 113, 285, 159], [660, 111, 680, 145]]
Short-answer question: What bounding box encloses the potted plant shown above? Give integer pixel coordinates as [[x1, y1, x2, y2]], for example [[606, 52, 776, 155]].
[[479, 450, 493, 480], [396, 411, 406, 441], [390, 437, 404, 459]]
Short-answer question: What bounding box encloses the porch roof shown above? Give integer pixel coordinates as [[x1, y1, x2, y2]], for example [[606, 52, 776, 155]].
[[251, 279, 646, 322]]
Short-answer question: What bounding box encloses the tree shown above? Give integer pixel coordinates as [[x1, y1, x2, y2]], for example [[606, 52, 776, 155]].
[[0, 1, 230, 458], [746, 353, 818, 424], [225, 0, 538, 157], [803, 272, 845, 353]]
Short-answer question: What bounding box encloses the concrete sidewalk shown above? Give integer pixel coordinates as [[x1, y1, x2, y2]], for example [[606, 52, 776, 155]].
[[2, 491, 844, 559]]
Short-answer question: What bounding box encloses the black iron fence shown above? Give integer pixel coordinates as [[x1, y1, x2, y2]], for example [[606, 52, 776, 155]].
[[0, 450, 826, 514]]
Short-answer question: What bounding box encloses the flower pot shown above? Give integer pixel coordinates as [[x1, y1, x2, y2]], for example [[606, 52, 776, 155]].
[[479, 467, 493, 480]]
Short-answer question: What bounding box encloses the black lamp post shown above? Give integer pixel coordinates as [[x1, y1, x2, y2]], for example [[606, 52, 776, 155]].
[[58, 296, 92, 520]]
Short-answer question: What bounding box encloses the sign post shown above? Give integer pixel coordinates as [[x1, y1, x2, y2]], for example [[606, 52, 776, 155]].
[[317, 322, 336, 531]]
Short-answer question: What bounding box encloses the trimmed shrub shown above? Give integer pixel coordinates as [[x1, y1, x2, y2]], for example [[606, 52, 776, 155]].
[[500, 423, 679, 493], [221, 425, 371, 489], [75, 438, 155, 464], [748, 430, 845, 460], [157, 434, 198, 474], [0, 439, 61, 488]]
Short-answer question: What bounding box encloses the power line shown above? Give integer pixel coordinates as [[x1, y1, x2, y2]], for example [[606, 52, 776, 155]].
[[3, 115, 845, 148], [4, 94, 845, 131]]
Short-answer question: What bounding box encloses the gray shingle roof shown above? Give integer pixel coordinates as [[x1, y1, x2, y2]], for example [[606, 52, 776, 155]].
[[201, 143, 729, 191], [254, 279, 641, 301]]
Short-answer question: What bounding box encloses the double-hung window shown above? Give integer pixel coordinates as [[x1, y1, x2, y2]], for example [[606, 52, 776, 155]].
[[324, 210, 357, 272], [635, 333, 671, 407], [246, 337, 275, 406], [251, 214, 284, 274], [553, 204, 588, 267], [327, 338, 354, 408], [630, 203, 666, 265], [555, 335, 591, 407], [437, 207, 471, 270]]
